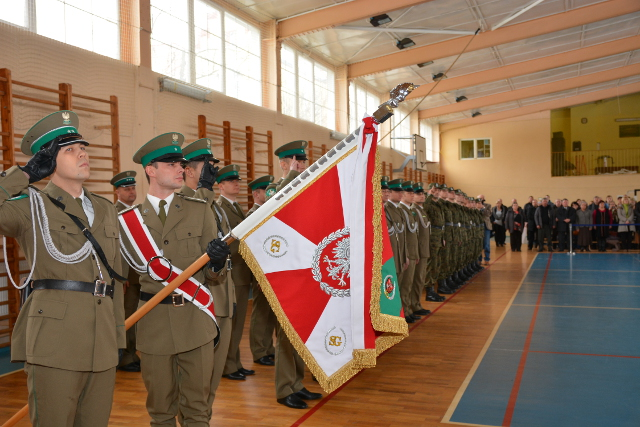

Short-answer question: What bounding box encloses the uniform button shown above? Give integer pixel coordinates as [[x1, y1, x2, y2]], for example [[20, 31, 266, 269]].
[[204, 198, 208, 202], [97, 299, 102, 305], [176, 205, 180, 208], [0, 171, 6, 177], [38, 309, 43, 314], [61, 225, 66, 230], [57, 196, 63, 201], [164, 240, 169, 245], [188, 232, 191, 236]]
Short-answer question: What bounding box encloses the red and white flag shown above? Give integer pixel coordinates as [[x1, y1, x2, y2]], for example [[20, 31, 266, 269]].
[[232, 117, 401, 392]]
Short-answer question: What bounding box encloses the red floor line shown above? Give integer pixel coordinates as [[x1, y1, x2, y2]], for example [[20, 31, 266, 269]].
[[291, 252, 507, 427], [530, 350, 640, 359], [502, 253, 553, 427]]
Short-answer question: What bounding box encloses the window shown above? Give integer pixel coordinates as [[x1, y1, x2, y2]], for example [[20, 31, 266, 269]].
[[281, 45, 336, 130], [460, 138, 491, 159], [151, 0, 262, 106], [420, 121, 440, 162], [391, 109, 412, 154], [348, 83, 379, 132], [2, 0, 120, 60]]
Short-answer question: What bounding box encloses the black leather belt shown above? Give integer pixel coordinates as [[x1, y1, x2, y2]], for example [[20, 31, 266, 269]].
[[445, 222, 454, 226], [140, 291, 189, 307], [432, 225, 444, 230], [32, 279, 114, 298]]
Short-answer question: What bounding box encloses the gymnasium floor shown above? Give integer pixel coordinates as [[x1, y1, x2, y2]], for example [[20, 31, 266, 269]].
[[1, 247, 639, 426]]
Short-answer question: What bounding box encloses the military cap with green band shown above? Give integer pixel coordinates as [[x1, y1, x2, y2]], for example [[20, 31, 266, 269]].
[[413, 182, 424, 193], [381, 175, 390, 189], [388, 178, 403, 191], [248, 175, 274, 191], [448, 187, 455, 192], [134, 132, 185, 167], [216, 164, 242, 183], [21, 110, 89, 156], [274, 140, 308, 161], [402, 180, 414, 192], [110, 170, 137, 188], [182, 138, 220, 163]]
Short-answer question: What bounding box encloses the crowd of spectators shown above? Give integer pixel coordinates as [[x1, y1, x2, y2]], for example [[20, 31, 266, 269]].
[[488, 194, 638, 253]]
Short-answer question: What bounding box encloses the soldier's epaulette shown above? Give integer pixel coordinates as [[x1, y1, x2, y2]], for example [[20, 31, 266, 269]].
[[7, 194, 28, 201], [90, 192, 115, 204], [118, 204, 142, 215], [175, 193, 207, 204]]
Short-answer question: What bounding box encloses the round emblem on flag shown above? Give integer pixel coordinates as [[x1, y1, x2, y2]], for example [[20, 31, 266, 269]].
[[324, 326, 347, 356], [312, 227, 350, 298], [382, 274, 396, 300], [263, 235, 288, 258]]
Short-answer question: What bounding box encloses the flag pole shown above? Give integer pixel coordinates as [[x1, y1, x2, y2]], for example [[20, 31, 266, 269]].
[[1, 235, 236, 427]]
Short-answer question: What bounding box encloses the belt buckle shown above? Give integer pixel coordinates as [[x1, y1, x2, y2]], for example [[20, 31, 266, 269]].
[[94, 280, 107, 298], [171, 293, 185, 307]]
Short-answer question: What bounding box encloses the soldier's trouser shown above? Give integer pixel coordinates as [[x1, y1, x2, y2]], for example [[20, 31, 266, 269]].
[[411, 258, 428, 312], [439, 243, 450, 280], [208, 316, 231, 410], [250, 280, 276, 360], [26, 363, 115, 427], [400, 259, 416, 315], [224, 284, 250, 375], [141, 340, 214, 426], [120, 281, 141, 366], [275, 325, 305, 399], [428, 242, 442, 285]]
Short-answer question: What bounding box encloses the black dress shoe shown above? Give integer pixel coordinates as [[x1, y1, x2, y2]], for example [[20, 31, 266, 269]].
[[414, 308, 431, 316], [410, 314, 421, 320], [118, 362, 141, 372], [426, 289, 445, 302], [294, 387, 322, 400], [405, 315, 415, 324], [223, 371, 246, 380], [238, 368, 255, 376], [255, 356, 275, 366], [277, 394, 308, 409]]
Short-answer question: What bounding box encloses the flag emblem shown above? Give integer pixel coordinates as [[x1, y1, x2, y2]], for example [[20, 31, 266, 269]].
[[312, 227, 350, 298], [324, 327, 347, 356], [263, 235, 288, 258], [383, 275, 396, 300]]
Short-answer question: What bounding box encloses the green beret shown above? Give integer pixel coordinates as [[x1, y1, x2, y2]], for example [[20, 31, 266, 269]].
[[21, 110, 89, 156], [388, 178, 403, 190], [275, 140, 308, 160], [248, 174, 273, 191], [183, 138, 219, 163], [134, 133, 185, 167], [110, 170, 137, 188], [217, 164, 242, 183]]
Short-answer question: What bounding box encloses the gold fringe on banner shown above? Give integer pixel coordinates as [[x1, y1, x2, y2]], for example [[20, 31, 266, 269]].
[[370, 148, 410, 337]]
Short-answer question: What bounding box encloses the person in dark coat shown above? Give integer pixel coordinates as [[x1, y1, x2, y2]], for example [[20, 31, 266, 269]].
[[593, 200, 612, 252], [491, 199, 507, 247], [555, 198, 576, 252], [525, 199, 538, 250], [535, 198, 555, 252], [505, 202, 524, 252]]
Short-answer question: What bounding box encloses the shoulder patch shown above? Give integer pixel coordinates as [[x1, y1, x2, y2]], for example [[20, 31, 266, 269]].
[[90, 192, 114, 203], [8, 194, 28, 201], [177, 194, 207, 204]]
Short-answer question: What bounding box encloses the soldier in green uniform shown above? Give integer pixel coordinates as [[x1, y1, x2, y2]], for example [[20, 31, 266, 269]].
[[122, 133, 230, 425], [410, 182, 432, 316], [247, 175, 278, 367], [1, 111, 125, 426], [382, 176, 405, 284], [265, 140, 322, 409], [424, 183, 448, 299], [439, 186, 456, 292], [111, 170, 142, 372], [215, 164, 256, 381], [178, 138, 236, 416], [385, 178, 411, 322], [398, 180, 420, 322]]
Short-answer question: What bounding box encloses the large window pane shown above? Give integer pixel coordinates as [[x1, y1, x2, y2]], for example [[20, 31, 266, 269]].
[[3, 1, 28, 27], [36, 0, 65, 43], [460, 140, 475, 159]]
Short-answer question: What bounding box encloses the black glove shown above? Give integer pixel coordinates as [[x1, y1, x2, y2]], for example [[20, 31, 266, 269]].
[[197, 162, 219, 191], [206, 238, 230, 271], [19, 141, 60, 183]]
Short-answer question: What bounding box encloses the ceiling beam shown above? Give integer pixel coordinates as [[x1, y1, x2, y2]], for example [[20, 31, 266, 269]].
[[419, 63, 640, 119], [277, 0, 437, 40], [439, 82, 640, 132], [348, 0, 640, 79], [406, 34, 640, 100]]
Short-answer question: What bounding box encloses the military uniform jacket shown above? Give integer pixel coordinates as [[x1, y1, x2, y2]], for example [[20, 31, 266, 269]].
[[179, 185, 235, 318], [385, 204, 404, 273], [398, 202, 419, 260], [0, 166, 125, 372], [441, 200, 455, 242], [425, 196, 445, 247], [412, 203, 431, 259], [116, 200, 140, 286], [384, 201, 408, 265], [120, 193, 218, 355], [216, 196, 253, 287]]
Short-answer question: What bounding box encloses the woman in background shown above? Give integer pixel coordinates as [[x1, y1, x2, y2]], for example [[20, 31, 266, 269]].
[[505, 202, 524, 252], [617, 195, 635, 251], [593, 200, 612, 252], [492, 199, 507, 247], [576, 201, 592, 252]]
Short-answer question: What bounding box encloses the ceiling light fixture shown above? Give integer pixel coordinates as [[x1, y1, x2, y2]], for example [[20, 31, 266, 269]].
[[472, 112, 482, 117], [456, 96, 468, 102], [396, 38, 415, 50], [370, 14, 392, 27], [432, 72, 446, 81], [417, 61, 434, 68]]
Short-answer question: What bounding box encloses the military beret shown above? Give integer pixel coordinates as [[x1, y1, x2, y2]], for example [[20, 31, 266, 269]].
[[275, 140, 308, 160], [182, 138, 219, 163], [110, 170, 137, 188], [134, 133, 185, 167], [388, 178, 403, 191], [217, 164, 242, 183], [381, 175, 390, 189], [21, 110, 89, 156], [248, 174, 273, 191]]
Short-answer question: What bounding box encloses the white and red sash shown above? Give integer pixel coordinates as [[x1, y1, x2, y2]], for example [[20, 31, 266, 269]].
[[119, 207, 217, 324]]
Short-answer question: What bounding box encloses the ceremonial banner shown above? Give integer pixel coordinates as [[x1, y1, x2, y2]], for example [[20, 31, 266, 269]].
[[232, 117, 406, 392]]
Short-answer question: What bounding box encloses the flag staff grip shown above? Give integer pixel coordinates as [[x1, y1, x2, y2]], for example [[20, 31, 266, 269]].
[[2, 234, 236, 427]]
